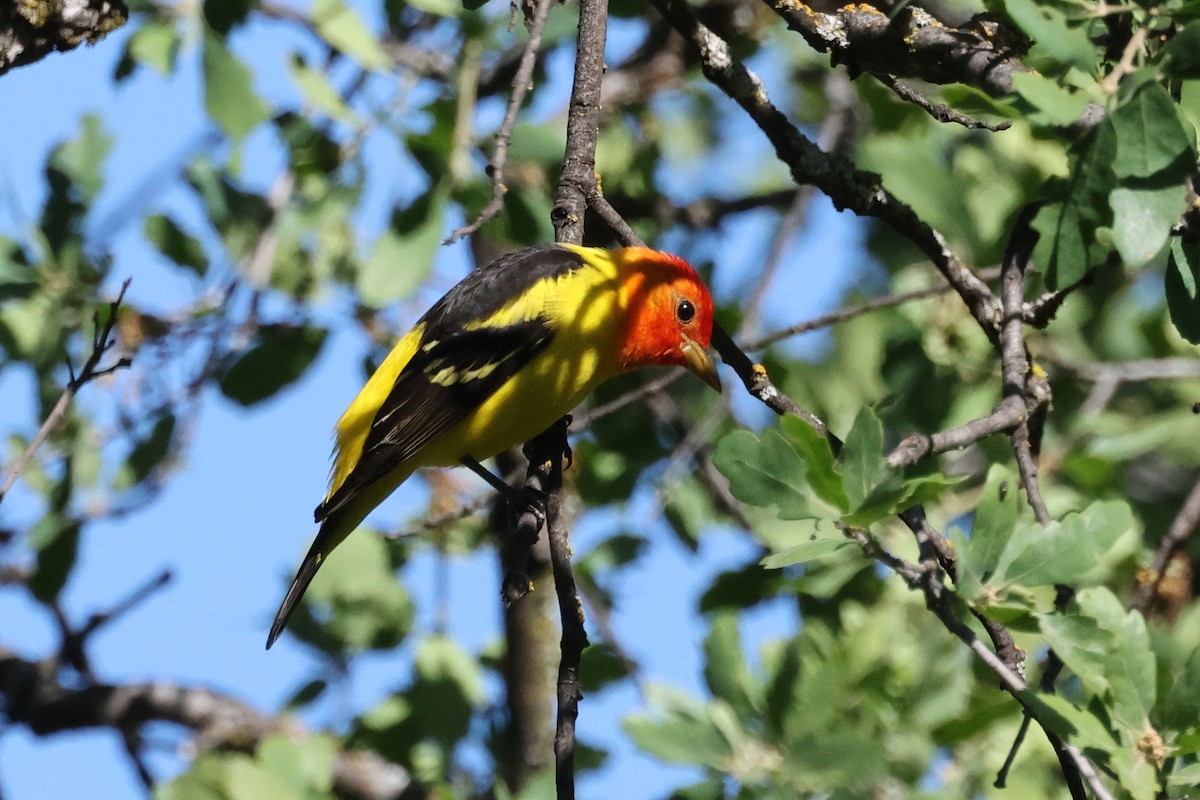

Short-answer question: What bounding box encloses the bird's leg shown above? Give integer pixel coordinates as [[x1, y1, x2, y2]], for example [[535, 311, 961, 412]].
[[460, 456, 547, 525]]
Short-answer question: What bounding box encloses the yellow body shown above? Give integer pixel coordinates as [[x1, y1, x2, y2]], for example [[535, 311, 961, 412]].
[[267, 244, 717, 649], [323, 245, 626, 555]]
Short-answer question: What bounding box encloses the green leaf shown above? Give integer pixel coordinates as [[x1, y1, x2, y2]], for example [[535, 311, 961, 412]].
[[996, 500, 1136, 589], [127, 18, 179, 76], [118, 414, 176, 488], [1164, 22, 1200, 79], [712, 429, 813, 519], [1075, 587, 1156, 734], [1036, 612, 1114, 698], [1110, 182, 1186, 268], [287, 55, 358, 123], [1163, 645, 1200, 731], [1111, 82, 1196, 179], [358, 190, 445, 308], [1010, 72, 1089, 127], [312, 0, 390, 71], [625, 686, 732, 768], [186, 161, 273, 262], [201, 31, 271, 141], [780, 415, 846, 511], [1002, 0, 1097, 72], [144, 214, 208, 275], [839, 407, 884, 511], [761, 520, 854, 568], [956, 466, 1020, 598], [203, 0, 255, 35], [50, 114, 113, 203], [1166, 238, 1200, 343], [302, 530, 412, 651], [256, 735, 337, 795], [217, 325, 327, 406], [28, 515, 80, 603], [703, 614, 760, 719], [1031, 121, 1117, 288]]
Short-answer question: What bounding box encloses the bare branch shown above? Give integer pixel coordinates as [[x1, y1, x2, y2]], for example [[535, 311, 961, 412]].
[[0, 280, 134, 506], [1132, 474, 1200, 613], [0, 0, 127, 76], [651, 0, 1003, 340], [874, 74, 1012, 131], [444, 0, 555, 243], [762, 0, 1029, 97]]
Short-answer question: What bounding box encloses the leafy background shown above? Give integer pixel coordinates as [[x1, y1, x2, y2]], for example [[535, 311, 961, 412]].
[[2, 0, 1200, 798]]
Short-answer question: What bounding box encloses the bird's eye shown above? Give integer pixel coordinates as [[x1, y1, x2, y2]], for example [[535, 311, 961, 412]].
[[676, 299, 696, 324]]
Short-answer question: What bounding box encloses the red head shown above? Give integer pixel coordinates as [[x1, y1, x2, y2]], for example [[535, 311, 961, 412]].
[[614, 248, 720, 391]]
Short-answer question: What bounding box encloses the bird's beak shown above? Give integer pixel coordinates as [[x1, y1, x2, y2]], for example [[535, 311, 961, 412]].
[[681, 335, 721, 392]]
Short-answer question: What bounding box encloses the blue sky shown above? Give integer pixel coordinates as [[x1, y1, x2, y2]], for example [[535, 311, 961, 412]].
[[0, 5, 868, 797]]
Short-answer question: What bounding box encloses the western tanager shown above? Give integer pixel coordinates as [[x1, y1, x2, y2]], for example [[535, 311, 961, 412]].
[[266, 243, 719, 649]]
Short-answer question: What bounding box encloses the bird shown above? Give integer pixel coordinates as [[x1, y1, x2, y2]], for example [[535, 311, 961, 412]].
[[266, 243, 721, 649]]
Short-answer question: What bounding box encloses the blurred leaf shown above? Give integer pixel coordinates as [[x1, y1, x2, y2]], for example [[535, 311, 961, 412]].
[[703, 613, 760, 720], [578, 643, 634, 692], [312, 0, 390, 71], [126, 18, 179, 76], [1162, 645, 1200, 731], [625, 686, 733, 769], [144, 214, 208, 275], [202, 31, 271, 141], [780, 415, 846, 511], [203, 0, 256, 35], [186, 160, 273, 261], [283, 679, 328, 710], [302, 530, 412, 652], [1009, 72, 1090, 127], [1164, 23, 1200, 78], [118, 413, 176, 488], [1166, 238, 1200, 343], [359, 189, 446, 308], [28, 514, 80, 603], [49, 114, 112, 204], [1002, 0, 1097, 72], [217, 324, 327, 406], [256, 735, 337, 796], [287, 56, 358, 123]]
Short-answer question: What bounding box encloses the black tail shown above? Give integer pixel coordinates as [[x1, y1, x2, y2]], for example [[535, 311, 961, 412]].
[[266, 541, 324, 649]]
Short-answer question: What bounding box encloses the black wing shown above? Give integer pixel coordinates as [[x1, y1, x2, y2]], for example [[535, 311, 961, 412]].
[[314, 319, 555, 522]]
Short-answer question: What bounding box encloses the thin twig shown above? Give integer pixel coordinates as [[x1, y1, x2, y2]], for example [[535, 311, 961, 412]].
[[444, 0, 555, 243], [0, 280, 133, 506], [875, 74, 1012, 131], [1131, 474, 1200, 612]]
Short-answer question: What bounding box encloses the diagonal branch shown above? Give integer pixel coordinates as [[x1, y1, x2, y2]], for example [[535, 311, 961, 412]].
[[651, 0, 1003, 342], [0, 280, 134, 506]]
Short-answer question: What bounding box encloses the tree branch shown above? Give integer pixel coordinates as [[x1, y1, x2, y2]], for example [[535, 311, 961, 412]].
[[0, 647, 419, 800], [0, 280, 134, 506], [762, 0, 1029, 97], [0, 0, 127, 76], [651, 0, 1003, 340], [444, 0, 555, 243]]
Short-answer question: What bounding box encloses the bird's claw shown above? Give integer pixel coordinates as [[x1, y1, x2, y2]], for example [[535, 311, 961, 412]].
[[506, 485, 547, 529]]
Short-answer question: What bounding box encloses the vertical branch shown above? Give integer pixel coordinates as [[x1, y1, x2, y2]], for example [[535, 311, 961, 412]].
[[544, 1, 608, 796], [552, 0, 608, 246]]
